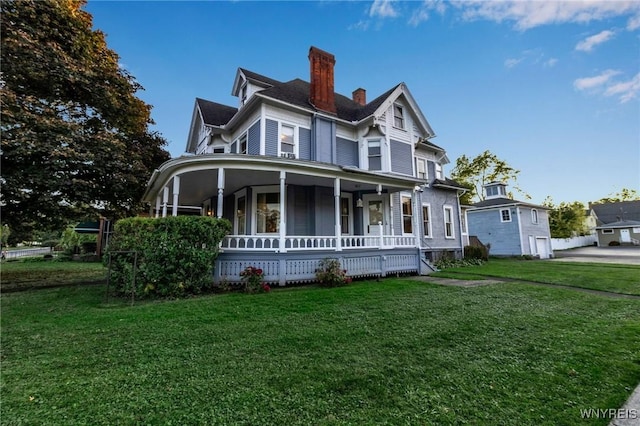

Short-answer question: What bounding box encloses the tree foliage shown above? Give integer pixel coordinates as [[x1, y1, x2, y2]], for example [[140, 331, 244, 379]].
[[593, 188, 640, 204], [543, 197, 588, 239], [451, 150, 529, 204], [0, 0, 170, 238]]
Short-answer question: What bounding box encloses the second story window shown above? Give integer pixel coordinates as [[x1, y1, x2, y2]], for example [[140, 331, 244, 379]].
[[531, 209, 538, 224], [393, 104, 404, 129], [368, 139, 382, 171], [501, 208, 512, 222], [435, 162, 443, 180], [416, 158, 427, 180], [239, 134, 247, 154], [280, 124, 295, 157]]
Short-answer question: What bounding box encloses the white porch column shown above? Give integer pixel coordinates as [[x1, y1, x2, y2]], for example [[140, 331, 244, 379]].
[[279, 170, 286, 253], [413, 188, 422, 248], [162, 186, 169, 218], [172, 175, 180, 216], [217, 168, 225, 218], [155, 196, 161, 218], [334, 177, 342, 251]]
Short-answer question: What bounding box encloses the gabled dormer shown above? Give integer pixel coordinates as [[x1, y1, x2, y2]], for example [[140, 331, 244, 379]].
[[484, 182, 508, 199], [231, 68, 281, 108]]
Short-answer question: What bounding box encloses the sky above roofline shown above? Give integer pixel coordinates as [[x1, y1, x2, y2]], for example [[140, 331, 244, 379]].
[[86, 0, 639, 205]]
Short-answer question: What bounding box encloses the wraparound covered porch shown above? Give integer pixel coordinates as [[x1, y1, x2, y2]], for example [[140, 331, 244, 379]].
[[143, 154, 427, 252]]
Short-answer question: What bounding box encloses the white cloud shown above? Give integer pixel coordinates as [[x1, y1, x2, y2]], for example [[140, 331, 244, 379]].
[[348, 20, 370, 31], [604, 72, 640, 103], [627, 14, 640, 30], [369, 0, 398, 18], [574, 69, 621, 91], [409, 8, 430, 27], [456, 1, 640, 30], [575, 30, 615, 52], [408, 0, 447, 26], [505, 58, 523, 68], [544, 58, 558, 67]]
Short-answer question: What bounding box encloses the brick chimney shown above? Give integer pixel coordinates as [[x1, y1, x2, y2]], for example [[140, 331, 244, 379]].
[[308, 46, 336, 114], [352, 88, 366, 106]]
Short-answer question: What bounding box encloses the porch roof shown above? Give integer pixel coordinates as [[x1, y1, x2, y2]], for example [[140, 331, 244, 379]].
[[142, 154, 422, 206]]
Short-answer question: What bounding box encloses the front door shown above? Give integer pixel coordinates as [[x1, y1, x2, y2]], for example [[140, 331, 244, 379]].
[[363, 194, 389, 236], [620, 229, 631, 243]]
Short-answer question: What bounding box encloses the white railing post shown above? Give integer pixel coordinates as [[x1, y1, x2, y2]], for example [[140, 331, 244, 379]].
[[378, 222, 384, 249], [334, 178, 342, 252], [279, 171, 287, 253]]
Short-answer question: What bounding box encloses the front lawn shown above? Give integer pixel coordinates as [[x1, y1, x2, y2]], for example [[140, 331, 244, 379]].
[[0, 261, 106, 291], [2, 276, 639, 425], [432, 258, 640, 295]]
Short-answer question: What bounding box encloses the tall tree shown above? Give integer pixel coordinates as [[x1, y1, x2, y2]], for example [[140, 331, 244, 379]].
[[1, 0, 170, 237], [593, 188, 640, 204], [451, 150, 529, 204], [543, 197, 588, 238]]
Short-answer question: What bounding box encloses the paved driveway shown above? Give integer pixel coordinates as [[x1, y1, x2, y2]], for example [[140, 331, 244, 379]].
[[552, 246, 640, 265]]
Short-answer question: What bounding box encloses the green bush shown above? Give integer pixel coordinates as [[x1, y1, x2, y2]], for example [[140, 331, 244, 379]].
[[434, 257, 485, 270], [105, 216, 231, 299], [608, 241, 621, 246], [464, 245, 489, 261]]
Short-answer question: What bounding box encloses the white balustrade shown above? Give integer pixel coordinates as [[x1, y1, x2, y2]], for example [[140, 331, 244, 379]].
[[222, 234, 419, 251]]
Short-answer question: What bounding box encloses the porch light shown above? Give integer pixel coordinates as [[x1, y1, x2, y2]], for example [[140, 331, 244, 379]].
[[356, 198, 363, 208], [376, 184, 382, 195]]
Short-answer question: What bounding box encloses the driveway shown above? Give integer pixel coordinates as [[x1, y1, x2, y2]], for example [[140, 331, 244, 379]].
[[552, 246, 640, 265]]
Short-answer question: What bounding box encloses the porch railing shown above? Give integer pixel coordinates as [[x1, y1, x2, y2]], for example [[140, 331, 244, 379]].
[[220, 234, 418, 251]]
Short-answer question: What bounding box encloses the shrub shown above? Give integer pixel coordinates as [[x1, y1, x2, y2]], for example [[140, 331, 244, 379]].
[[105, 216, 231, 299], [240, 266, 270, 293], [608, 241, 621, 246], [315, 258, 351, 287], [464, 245, 489, 261], [434, 257, 485, 270]]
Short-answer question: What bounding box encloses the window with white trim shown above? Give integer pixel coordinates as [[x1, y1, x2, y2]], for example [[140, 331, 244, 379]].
[[500, 209, 512, 222], [435, 163, 443, 180], [531, 209, 538, 224], [416, 158, 427, 180], [393, 104, 405, 129], [402, 195, 413, 234], [367, 139, 382, 171], [253, 187, 280, 234], [280, 124, 295, 157], [422, 204, 432, 238], [236, 195, 246, 235], [443, 206, 454, 238], [239, 133, 247, 154], [340, 193, 353, 235], [601, 229, 614, 234]]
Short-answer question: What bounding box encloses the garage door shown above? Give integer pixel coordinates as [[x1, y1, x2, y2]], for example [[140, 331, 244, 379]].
[[536, 237, 550, 259]]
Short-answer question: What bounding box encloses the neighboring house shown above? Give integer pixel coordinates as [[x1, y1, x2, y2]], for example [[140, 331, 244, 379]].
[[589, 200, 640, 246], [466, 182, 553, 258], [142, 46, 467, 285]]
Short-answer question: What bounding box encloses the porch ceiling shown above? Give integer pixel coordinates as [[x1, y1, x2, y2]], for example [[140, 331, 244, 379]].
[[144, 154, 420, 207]]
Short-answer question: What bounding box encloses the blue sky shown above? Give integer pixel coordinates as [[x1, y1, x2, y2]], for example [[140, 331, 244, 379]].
[[85, 0, 639, 205]]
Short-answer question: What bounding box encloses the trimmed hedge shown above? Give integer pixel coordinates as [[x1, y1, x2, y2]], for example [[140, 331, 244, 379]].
[[105, 216, 231, 298]]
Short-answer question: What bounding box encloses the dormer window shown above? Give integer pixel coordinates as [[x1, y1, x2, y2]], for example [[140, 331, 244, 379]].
[[416, 158, 427, 180], [393, 104, 405, 129], [435, 163, 443, 180], [486, 184, 507, 198]]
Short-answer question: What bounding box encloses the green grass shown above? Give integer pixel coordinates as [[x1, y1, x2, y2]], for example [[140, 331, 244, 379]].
[[431, 258, 640, 295], [0, 261, 106, 291], [2, 274, 639, 425]]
